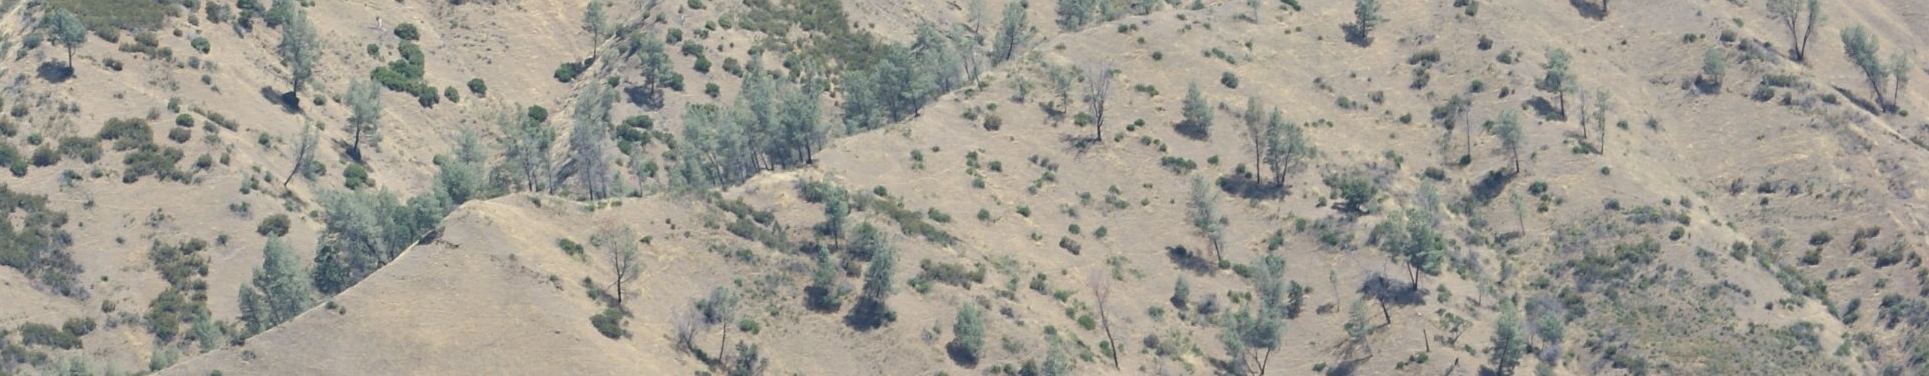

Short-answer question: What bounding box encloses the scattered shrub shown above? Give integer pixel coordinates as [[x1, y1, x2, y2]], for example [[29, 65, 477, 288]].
[[393, 23, 420, 41], [467, 78, 487, 96], [256, 214, 290, 236]]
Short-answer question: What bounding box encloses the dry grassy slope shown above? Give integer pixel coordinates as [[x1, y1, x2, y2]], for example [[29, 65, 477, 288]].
[[0, 0, 590, 369], [0, 0, 1921, 373], [159, 196, 705, 376]]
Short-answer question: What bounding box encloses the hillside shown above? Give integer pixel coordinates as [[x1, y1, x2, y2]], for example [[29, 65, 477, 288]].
[[0, 0, 1923, 375]]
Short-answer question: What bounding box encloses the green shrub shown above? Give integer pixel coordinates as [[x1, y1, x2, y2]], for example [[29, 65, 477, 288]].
[[557, 238, 585, 258], [343, 164, 371, 189], [393, 23, 420, 41], [121, 146, 186, 183], [190, 37, 210, 53], [18, 322, 80, 349], [256, 214, 290, 236], [30, 147, 58, 167], [590, 307, 626, 339], [467, 78, 487, 96], [704, 82, 721, 98], [98, 118, 154, 151], [175, 114, 195, 127], [1220, 72, 1239, 88], [57, 137, 101, 163], [554, 62, 582, 82], [167, 128, 191, 143], [443, 86, 459, 103]]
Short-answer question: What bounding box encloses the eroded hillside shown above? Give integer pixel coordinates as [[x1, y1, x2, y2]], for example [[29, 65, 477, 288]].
[[0, 0, 1923, 375]]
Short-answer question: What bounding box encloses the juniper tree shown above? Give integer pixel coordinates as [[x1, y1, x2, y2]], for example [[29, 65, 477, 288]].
[[285, 123, 320, 187], [592, 225, 641, 307], [948, 304, 986, 365], [1768, 0, 1823, 62], [1263, 108, 1312, 188], [992, 1, 1032, 65], [43, 9, 86, 71], [1841, 26, 1888, 108], [345, 79, 383, 160], [1084, 63, 1115, 140], [1491, 301, 1526, 376], [276, 8, 320, 96], [1370, 210, 1446, 289], [1493, 110, 1524, 173], [238, 236, 314, 335], [1890, 52, 1910, 109], [700, 286, 742, 364], [1243, 97, 1267, 180], [1180, 82, 1213, 138], [1700, 48, 1727, 93], [1188, 176, 1225, 262], [570, 83, 616, 199], [1352, 0, 1384, 41], [1537, 48, 1577, 118]]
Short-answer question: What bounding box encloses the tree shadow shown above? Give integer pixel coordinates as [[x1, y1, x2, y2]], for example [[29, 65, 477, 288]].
[[1217, 174, 1285, 200], [623, 85, 663, 110], [1325, 356, 1368, 376], [260, 86, 301, 113], [803, 286, 842, 313], [1833, 86, 1883, 114], [1165, 245, 1217, 274], [1525, 97, 1563, 121], [945, 342, 979, 368], [1174, 121, 1209, 140], [35, 62, 72, 83], [1567, 0, 1606, 20], [1343, 25, 1373, 47], [1059, 134, 1101, 153], [1360, 271, 1427, 307], [1467, 168, 1516, 205], [842, 298, 893, 331]]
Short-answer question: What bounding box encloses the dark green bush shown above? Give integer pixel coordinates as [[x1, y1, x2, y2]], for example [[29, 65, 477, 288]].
[[256, 214, 290, 236], [590, 307, 626, 339], [58, 137, 101, 163], [467, 78, 487, 96], [554, 62, 582, 82], [166, 128, 191, 143], [343, 164, 372, 189], [121, 145, 186, 183], [30, 147, 58, 167], [18, 323, 80, 349], [393, 23, 420, 41], [98, 118, 154, 151]]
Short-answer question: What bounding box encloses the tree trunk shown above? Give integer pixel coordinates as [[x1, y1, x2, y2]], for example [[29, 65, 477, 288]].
[[351, 126, 365, 161], [1511, 147, 1522, 173], [1379, 299, 1393, 326], [1099, 306, 1118, 369]]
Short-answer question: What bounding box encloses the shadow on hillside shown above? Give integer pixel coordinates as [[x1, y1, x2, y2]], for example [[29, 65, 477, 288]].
[[945, 342, 979, 368], [1360, 271, 1426, 307], [1567, 0, 1606, 20], [1060, 134, 1101, 153], [1525, 97, 1563, 121], [260, 86, 300, 113], [1217, 174, 1285, 200], [1175, 122, 1209, 140], [623, 85, 663, 110], [1165, 245, 1217, 274], [1467, 168, 1516, 205], [1325, 357, 1367, 376], [843, 298, 893, 331], [36, 62, 72, 83], [1343, 25, 1373, 47]]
